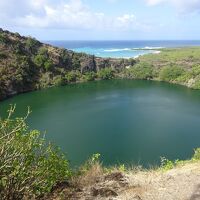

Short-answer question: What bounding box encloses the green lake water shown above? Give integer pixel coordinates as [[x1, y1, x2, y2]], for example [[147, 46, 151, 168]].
[[1, 80, 200, 167]]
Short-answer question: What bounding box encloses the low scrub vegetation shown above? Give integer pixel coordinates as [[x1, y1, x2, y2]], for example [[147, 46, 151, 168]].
[[33, 47, 54, 71], [25, 37, 40, 54], [160, 148, 200, 171], [65, 70, 82, 82], [0, 106, 71, 199], [124, 62, 156, 80], [97, 67, 114, 80], [83, 72, 96, 81], [159, 65, 185, 82]]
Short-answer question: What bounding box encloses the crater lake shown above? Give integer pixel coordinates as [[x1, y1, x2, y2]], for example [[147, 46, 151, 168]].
[[1, 80, 200, 167]]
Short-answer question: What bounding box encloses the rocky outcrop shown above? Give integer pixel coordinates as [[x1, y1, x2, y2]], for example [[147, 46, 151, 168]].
[[80, 55, 96, 73]]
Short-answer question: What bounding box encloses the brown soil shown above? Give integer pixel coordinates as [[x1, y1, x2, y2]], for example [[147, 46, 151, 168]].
[[48, 162, 200, 200]]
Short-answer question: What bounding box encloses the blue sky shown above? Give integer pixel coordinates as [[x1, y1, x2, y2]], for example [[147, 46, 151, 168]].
[[0, 0, 200, 40]]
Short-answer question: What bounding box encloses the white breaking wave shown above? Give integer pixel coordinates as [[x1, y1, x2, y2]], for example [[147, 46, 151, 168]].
[[132, 46, 164, 50], [103, 47, 164, 52], [104, 48, 131, 52], [144, 46, 164, 49]]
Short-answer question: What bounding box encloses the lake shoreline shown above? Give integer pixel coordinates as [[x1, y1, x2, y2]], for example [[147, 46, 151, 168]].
[[0, 77, 197, 102]]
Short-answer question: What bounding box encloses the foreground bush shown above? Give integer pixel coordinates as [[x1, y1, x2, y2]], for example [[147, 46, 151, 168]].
[[0, 106, 71, 200]]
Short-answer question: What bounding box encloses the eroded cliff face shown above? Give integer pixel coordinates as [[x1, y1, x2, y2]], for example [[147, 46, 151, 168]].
[[0, 28, 135, 100]]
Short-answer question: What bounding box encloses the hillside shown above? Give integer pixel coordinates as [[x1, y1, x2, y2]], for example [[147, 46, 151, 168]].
[[1, 28, 200, 102], [121, 47, 200, 89], [0, 28, 134, 100]]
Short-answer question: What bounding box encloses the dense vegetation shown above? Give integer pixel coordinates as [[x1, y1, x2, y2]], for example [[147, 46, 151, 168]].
[[0, 106, 71, 199], [136, 48, 200, 87], [118, 48, 200, 89]]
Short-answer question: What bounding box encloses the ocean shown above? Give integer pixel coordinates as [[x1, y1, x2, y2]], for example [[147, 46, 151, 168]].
[[46, 40, 200, 59]]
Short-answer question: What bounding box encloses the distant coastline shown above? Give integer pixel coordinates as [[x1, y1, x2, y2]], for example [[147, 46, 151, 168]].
[[47, 40, 200, 59]]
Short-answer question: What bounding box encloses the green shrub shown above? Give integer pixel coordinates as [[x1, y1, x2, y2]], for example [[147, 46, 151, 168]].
[[33, 47, 53, 71], [72, 54, 81, 69], [38, 47, 48, 56], [79, 153, 101, 173], [13, 43, 23, 54], [44, 60, 54, 71], [97, 68, 114, 80], [175, 73, 192, 83], [83, 72, 96, 81], [65, 71, 81, 82], [53, 75, 65, 86], [160, 157, 174, 171], [191, 65, 200, 77], [159, 66, 185, 81], [192, 148, 200, 160], [0, 33, 9, 45], [33, 54, 46, 67], [193, 79, 200, 89], [129, 62, 155, 79], [25, 37, 40, 53], [0, 106, 71, 199]]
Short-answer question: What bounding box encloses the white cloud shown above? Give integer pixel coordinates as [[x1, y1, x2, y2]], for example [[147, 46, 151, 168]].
[[0, 0, 148, 32], [17, 0, 101, 29], [115, 14, 150, 31], [146, 0, 165, 6], [117, 14, 136, 24], [146, 0, 200, 13]]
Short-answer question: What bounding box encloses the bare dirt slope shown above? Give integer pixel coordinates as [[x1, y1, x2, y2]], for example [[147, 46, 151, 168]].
[[119, 162, 200, 200], [50, 162, 200, 200]]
